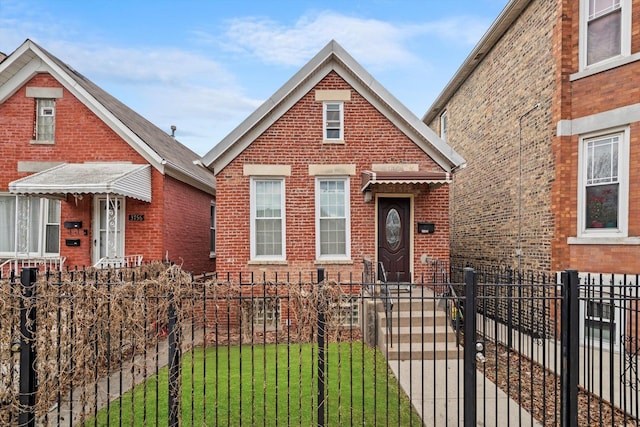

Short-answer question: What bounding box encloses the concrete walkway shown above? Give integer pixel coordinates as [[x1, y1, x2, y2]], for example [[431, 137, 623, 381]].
[[388, 357, 541, 426]]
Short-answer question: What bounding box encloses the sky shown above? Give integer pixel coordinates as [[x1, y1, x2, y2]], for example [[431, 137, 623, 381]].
[[0, 0, 509, 156]]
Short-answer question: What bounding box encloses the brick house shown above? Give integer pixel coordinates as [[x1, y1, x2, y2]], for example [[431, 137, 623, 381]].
[[422, 0, 640, 350], [423, 0, 640, 275], [202, 40, 465, 282], [0, 40, 216, 275]]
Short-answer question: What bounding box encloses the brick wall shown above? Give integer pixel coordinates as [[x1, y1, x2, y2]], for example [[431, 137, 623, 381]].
[[162, 175, 215, 274], [0, 72, 214, 272], [427, 0, 557, 272], [216, 71, 450, 278], [551, 0, 640, 274]]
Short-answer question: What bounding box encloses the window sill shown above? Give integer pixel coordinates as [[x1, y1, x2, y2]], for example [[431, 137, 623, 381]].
[[571, 53, 640, 81], [322, 139, 345, 145], [30, 139, 55, 145], [314, 259, 353, 265], [568, 236, 640, 245], [248, 260, 288, 265]]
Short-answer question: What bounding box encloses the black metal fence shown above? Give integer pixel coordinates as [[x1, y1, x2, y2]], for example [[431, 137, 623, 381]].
[[2, 263, 640, 426]]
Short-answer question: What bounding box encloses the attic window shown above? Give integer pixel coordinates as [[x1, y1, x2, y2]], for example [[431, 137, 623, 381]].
[[323, 102, 343, 141], [34, 99, 56, 143]]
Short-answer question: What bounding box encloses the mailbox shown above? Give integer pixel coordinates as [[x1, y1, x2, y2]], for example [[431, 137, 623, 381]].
[[417, 222, 435, 234]]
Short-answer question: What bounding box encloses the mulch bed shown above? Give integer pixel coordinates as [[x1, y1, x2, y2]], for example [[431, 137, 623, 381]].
[[481, 340, 637, 426]]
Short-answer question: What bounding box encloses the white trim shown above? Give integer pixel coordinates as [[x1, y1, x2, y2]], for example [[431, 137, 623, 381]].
[[323, 101, 344, 142], [0, 194, 61, 258], [315, 89, 351, 101], [308, 164, 356, 176], [576, 127, 629, 239], [243, 164, 291, 176], [315, 176, 351, 261], [250, 177, 286, 261], [92, 195, 126, 265], [25, 87, 63, 98], [557, 102, 640, 136], [440, 110, 448, 142], [570, 52, 640, 81], [579, 0, 631, 71]]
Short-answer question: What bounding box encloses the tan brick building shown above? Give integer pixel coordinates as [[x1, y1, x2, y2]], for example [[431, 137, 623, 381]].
[[0, 40, 216, 274], [423, 0, 640, 275], [203, 41, 465, 280]]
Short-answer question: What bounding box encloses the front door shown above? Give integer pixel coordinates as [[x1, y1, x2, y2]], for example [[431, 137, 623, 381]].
[[378, 197, 411, 282], [92, 195, 125, 265]]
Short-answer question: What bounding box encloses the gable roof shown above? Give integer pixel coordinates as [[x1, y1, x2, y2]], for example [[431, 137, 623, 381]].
[[0, 39, 215, 196], [202, 40, 465, 174], [422, 0, 532, 124]]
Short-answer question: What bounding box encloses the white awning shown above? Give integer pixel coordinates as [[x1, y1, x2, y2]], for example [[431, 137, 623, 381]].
[[9, 163, 152, 202]]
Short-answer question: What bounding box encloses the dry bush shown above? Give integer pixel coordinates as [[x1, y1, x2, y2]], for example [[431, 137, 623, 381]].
[[0, 267, 363, 423]]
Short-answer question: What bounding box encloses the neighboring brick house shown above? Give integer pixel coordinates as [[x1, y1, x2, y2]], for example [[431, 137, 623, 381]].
[[422, 0, 640, 350], [0, 40, 216, 275], [202, 40, 465, 282], [423, 0, 640, 276]]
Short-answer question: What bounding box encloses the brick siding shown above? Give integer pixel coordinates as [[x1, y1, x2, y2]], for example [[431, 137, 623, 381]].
[[216, 71, 451, 278], [0, 73, 214, 272]]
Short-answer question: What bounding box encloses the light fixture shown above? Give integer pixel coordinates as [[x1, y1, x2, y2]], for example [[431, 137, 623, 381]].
[[363, 189, 373, 203]]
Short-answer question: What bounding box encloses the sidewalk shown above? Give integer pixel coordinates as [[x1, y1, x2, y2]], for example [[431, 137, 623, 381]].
[[388, 358, 542, 426]]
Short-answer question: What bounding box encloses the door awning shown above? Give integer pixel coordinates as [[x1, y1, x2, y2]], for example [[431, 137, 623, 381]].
[[360, 170, 451, 192], [9, 163, 152, 202]]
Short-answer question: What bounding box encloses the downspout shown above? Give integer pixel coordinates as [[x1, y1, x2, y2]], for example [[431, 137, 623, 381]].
[[517, 103, 540, 270]]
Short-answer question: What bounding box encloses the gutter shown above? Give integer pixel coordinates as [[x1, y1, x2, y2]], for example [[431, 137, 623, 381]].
[[422, 0, 532, 124]]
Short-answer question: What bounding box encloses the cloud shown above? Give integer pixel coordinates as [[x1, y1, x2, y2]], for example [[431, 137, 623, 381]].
[[217, 11, 490, 69]]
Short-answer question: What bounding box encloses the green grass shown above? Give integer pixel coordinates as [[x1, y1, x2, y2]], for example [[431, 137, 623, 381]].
[[84, 342, 421, 426]]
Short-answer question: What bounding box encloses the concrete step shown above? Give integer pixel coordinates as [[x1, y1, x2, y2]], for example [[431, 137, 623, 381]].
[[375, 297, 440, 311], [380, 341, 462, 361], [378, 309, 449, 328], [378, 325, 460, 345]]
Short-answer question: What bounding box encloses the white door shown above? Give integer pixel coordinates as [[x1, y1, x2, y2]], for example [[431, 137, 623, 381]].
[[93, 195, 125, 265]]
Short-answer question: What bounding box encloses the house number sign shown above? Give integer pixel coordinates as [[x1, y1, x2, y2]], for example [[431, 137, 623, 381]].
[[128, 214, 144, 221]]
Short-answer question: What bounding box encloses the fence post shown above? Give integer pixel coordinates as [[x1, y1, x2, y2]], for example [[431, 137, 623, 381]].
[[317, 268, 326, 427], [168, 292, 180, 427], [18, 268, 37, 427], [463, 267, 477, 427], [561, 269, 579, 427]]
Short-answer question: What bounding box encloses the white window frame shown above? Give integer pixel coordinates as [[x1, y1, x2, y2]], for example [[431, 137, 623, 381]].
[[210, 202, 216, 256], [323, 101, 344, 141], [580, 296, 620, 351], [579, 0, 631, 70], [0, 194, 61, 257], [577, 127, 629, 239], [35, 98, 56, 142], [250, 178, 286, 261], [440, 110, 448, 142], [315, 177, 351, 261]]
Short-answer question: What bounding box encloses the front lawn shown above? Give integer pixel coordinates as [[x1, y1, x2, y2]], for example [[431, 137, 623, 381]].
[[85, 342, 421, 426]]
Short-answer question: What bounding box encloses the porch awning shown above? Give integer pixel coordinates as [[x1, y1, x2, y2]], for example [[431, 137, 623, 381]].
[[9, 163, 152, 202], [360, 170, 451, 192]]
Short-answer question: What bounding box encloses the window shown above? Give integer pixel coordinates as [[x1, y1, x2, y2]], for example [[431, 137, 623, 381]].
[[0, 195, 60, 256], [252, 297, 281, 330], [210, 202, 216, 255], [35, 99, 55, 142], [579, 130, 629, 237], [323, 102, 343, 141], [332, 296, 360, 327], [584, 300, 616, 345], [251, 179, 285, 260], [440, 111, 448, 142], [581, 0, 630, 68], [316, 178, 350, 260]]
